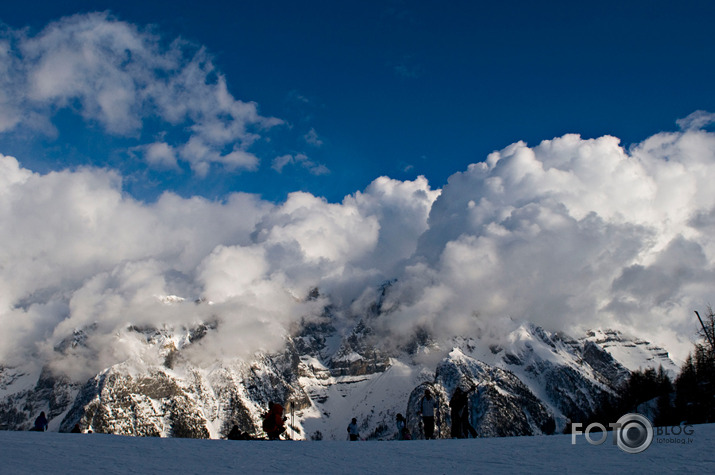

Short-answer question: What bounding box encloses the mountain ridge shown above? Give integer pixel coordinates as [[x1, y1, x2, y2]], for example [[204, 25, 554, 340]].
[[0, 292, 679, 439]]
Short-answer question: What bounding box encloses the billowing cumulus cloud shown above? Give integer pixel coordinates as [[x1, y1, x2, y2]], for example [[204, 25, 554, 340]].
[[377, 119, 715, 361], [0, 12, 280, 175], [0, 151, 437, 378]]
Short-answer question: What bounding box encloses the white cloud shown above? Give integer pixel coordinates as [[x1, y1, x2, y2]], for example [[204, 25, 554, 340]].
[[304, 128, 323, 147], [1, 12, 280, 175], [271, 153, 329, 175], [255, 191, 380, 265], [271, 154, 293, 173], [377, 127, 715, 362], [141, 142, 178, 169], [347, 176, 440, 275], [676, 110, 715, 131], [0, 39, 25, 133], [179, 137, 259, 176]]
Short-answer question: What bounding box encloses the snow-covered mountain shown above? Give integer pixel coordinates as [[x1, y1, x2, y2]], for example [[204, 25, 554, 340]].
[[0, 291, 679, 440], [581, 329, 679, 376]]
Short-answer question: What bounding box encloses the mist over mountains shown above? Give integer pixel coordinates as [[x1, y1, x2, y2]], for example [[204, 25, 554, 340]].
[[3, 113, 715, 382]]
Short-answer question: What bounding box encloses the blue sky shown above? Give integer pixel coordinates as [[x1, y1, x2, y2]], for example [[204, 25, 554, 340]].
[[1, 0, 714, 202]]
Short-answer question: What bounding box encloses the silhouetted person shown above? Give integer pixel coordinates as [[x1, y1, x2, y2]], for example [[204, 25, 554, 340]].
[[70, 423, 82, 433], [450, 387, 468, 438], [420, 390, 437, 439], [262, 402, 286, 440], [32, 412, 48, 432], [347, 417, 360, 441], [396, 413, 409, 440], [227, 424, 242, 440]]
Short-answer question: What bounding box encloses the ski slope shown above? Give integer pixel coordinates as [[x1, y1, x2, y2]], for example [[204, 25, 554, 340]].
[[2, 424, 713, 474]]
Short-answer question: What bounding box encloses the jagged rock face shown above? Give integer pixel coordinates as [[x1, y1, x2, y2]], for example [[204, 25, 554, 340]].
[[580, 340, 630, 387], [529, 362, 608, 423], [470, 384, 551, 437], [207, 369, 257, 437], [488, 324, 635, 424], [328, 320, 390, 377], [292, 316, 336, 360], [291, 310, 390, 377], [56, 355, 312, 439], [60, 368, 210, 438], [329, 353, 390, 377], [553, 332, 630, 388]]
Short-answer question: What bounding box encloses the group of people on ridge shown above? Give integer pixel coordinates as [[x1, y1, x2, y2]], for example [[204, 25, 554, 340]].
[[347, 386, 476, 441], [423, 386, 478, 439], [412, 386, 477, 440], [225, 386, 478, 441]]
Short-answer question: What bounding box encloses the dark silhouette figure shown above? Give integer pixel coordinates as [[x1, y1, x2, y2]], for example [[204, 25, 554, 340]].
[[420, 390, 437, 439], [32, 412, 48, 432], [450, 387, 468, 438], [227, 424, 242, 440], [347, 417, 360, 441], [227, 424, 253, 440], [262, 402, 286, 440], [451, 387, 478, 438], [396, 413, 410, 440], [70, 423, 82, 433]]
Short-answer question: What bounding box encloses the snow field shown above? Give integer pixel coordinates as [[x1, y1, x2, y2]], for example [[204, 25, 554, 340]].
[[2, 423, 713, 474]]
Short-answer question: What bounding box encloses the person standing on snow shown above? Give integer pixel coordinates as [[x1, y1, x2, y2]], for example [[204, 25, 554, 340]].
[[262, 402, 287, 440], [227, 424, 242, 440], [420, 389, 438, 439], [450, 387, 468, 438], [32, 412, 48, 432], [347, 417, 360, 441], [396, 413, 410, 440]]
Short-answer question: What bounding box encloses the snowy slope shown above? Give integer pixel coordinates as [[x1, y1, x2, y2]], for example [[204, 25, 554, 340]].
[[2, 424, 713, 474], [297, 359, 430, 441], [582, 329, 680, 376]]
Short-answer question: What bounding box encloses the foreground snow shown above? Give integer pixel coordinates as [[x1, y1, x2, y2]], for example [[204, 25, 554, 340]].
[[2, 424, 713, 474]]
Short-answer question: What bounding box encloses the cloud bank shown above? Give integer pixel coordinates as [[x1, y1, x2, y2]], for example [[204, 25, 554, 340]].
[[0, 152, 438, 377], [4, 117, 715, 376], [376, 118, 715, 360]]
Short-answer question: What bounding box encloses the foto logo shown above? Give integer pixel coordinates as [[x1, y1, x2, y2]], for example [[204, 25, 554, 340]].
[[571, 413, 654, 454]]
